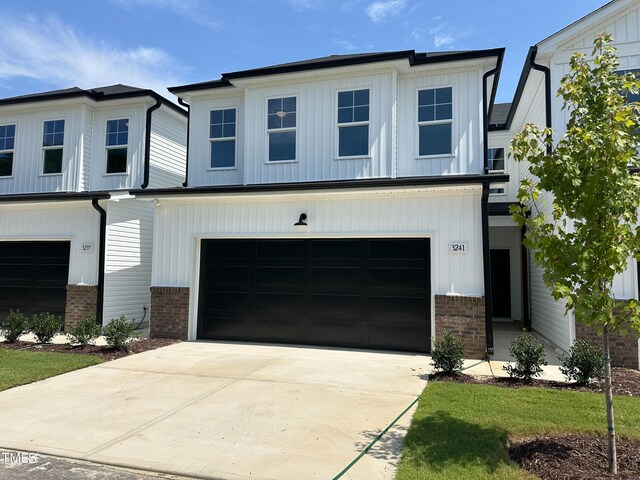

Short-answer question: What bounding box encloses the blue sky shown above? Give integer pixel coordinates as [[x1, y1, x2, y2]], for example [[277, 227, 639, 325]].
[[0, 0, 608, 104]]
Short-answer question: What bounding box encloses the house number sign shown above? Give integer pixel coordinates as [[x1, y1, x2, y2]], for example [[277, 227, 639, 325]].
[[449, 242, 468, 255], [81, 242, 94, 253]]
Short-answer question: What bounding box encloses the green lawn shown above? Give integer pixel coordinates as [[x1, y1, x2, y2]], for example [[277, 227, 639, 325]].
[[0, 349, 100, 391], [396, 382, 640, 480]]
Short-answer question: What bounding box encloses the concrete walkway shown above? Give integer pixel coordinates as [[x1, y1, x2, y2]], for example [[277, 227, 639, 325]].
[[0, 342, 428, 480]]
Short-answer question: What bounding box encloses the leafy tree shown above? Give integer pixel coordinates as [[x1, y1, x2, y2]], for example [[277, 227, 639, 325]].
[[510, 34, 640, 475]]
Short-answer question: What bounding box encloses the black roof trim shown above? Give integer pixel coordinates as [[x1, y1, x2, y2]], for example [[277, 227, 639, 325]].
[[169, 48, 505, 94], [0, 191, 111, 203], [0, 85, 186, 118], [132, 174, 510, 197]]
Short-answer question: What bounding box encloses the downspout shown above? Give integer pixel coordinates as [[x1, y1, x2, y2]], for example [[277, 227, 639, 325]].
[[91, 198, 107, 325], [178, 97, 190, 187], [141, 98, 162, 189], [530, 46, 552, 131], [481, 55, 503, 356]]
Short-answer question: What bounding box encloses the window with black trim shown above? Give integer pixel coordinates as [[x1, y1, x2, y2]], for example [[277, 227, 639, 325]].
[[0, 124, 16, 177], [337, 89, 369, 157], [42, 119, 64, 174], [105, 119, 128, 174], [488, 147, 506, 195], [210, 108, 236, 169], [418, 87, 452, 156], [267, 97, 296, 162]]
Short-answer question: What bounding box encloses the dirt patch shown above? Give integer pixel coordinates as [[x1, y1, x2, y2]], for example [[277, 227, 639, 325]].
[[430, 367, 640, 397], [509, 435, 640, 479], [0, 338, 179, 362]]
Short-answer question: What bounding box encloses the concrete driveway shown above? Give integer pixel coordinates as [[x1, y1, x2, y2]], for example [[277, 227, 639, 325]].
[[0, 342, 428, 480]]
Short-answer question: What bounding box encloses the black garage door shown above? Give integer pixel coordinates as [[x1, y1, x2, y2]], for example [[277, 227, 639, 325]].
[[0, 241, 70, 320], [197, 238, 430, 352]]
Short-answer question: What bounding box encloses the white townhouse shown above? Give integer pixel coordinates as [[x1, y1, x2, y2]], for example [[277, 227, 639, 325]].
[[0, 85, 187, 329], [134, 49, 509, 358], [489, 0, 640, 369]]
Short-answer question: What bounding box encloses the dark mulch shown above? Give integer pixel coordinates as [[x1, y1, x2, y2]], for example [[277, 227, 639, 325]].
[[430, 367, 640, 397], [509, 434, 640, 479], [0, 338, 179, 361]]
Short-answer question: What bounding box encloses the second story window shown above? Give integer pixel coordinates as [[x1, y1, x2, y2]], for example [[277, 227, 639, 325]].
[[210, 108, 236, 169], [488, 147, 506, 195], [42, 119, 64, 174], [106, 118, 128, 174], [267, 96, 296, 162], [337, 89, 369, 158], [0, 124, 16, 177], [418, 87, 452, 157]]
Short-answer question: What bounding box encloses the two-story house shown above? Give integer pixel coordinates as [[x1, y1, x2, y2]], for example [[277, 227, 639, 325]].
[[489, 0, 640, 369], [133, 49, 508, 358], [0, 85, 187, 329]]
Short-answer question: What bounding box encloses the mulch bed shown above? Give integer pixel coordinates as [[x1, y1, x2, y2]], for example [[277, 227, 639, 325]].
[[509, 435, 640, 479], [430, 367, 640, 397], [0, 338, 179, 361]]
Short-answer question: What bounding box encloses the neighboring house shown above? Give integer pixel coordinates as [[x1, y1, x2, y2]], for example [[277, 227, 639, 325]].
[[132, 49, 508, 358], [0, 85, 187, 329], [490, 0, 640, 369]]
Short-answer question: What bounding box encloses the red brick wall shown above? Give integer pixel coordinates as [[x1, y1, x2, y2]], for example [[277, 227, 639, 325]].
[[434, 295, 486, 359], [150, 287, 189, 339], [575, 322, 639, 370], [64, 285, 98, 331]]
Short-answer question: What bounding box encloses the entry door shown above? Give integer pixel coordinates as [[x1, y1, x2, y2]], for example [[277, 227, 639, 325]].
[[490, 249, 511, 318]]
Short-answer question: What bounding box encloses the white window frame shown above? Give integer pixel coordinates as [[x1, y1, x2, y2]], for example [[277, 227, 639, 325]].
[[208, 107, 238, 171], [336, 87, 371, 160], [0, 122, 16, 179], [104, 117, 129, 176], [416, 85, 454, 159], [488, 147, 507, 196], [41, 118, 65, 176], [265, 95, 298, 164]]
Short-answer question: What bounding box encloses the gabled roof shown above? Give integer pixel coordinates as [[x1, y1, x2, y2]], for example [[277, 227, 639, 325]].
[[169, 48, 505, 94], [0, 84, 186, 116]]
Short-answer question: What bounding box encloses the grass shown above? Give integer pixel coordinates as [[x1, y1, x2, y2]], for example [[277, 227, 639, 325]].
[[0, 349, 100, 391], [396, 382, 640, 480]]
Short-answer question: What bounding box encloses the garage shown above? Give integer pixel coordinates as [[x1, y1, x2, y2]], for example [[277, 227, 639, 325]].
[[197, 238, 430, 352], [0, 241, 70, 320]]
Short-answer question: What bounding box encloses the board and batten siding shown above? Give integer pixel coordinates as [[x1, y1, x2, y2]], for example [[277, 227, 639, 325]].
[[0, 107, 83, 194], [90, 104, 146, 191], [242, 71, 395, 184], [103, 198, 153, 324], [0, 202, 99, 284], [148, 106, 187, 188], [81, 104, 93, 191], [188, 94, 244, 186], [151, 186, 484, 299], [397, 68, 483, 177]]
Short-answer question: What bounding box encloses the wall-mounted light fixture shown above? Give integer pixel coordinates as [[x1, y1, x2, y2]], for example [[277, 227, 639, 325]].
[[294, 213, 308, 226]]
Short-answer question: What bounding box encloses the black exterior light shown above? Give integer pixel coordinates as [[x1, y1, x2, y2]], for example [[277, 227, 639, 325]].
[[294, 213, 308, 226]]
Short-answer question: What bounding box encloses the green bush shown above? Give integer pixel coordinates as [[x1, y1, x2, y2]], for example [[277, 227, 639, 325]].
[[430, 330, 467, 375], [29, 313, 62, 344], [503, 333, 548, 382], [559, 340, 604, 385], [102, 315, 138, 350], [67, 317, 102, 347], [1, 309, 28, 343]]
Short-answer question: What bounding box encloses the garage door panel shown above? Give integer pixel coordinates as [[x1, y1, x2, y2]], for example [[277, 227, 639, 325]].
[[198, 238, 430, 353], [202, 266, 251, 286]]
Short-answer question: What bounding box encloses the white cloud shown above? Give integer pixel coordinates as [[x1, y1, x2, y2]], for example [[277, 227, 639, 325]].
[[333, 39, 359, 51], [434, 33, 455, 48], [111, 0, 220, 29], [411, 22, 459, 49], [0, 15, 187, 99], [287, 0, 326, 10], [365, 0, 406, 23]]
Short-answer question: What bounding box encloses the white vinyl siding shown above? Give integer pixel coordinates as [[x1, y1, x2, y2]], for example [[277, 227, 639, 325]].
[[103, 198, 154, 324], [148, 106, 187, 188]]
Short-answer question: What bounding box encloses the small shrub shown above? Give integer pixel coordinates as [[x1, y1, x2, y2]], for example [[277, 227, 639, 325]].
[[102, 315, 138, 350], [430, 330, 467, 375], [503, 333, 547, 382], [559, 340, 603, 385], [29, 312, 62, 344], [1, 309, 28, 343], [67, 317, 102, 347]]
